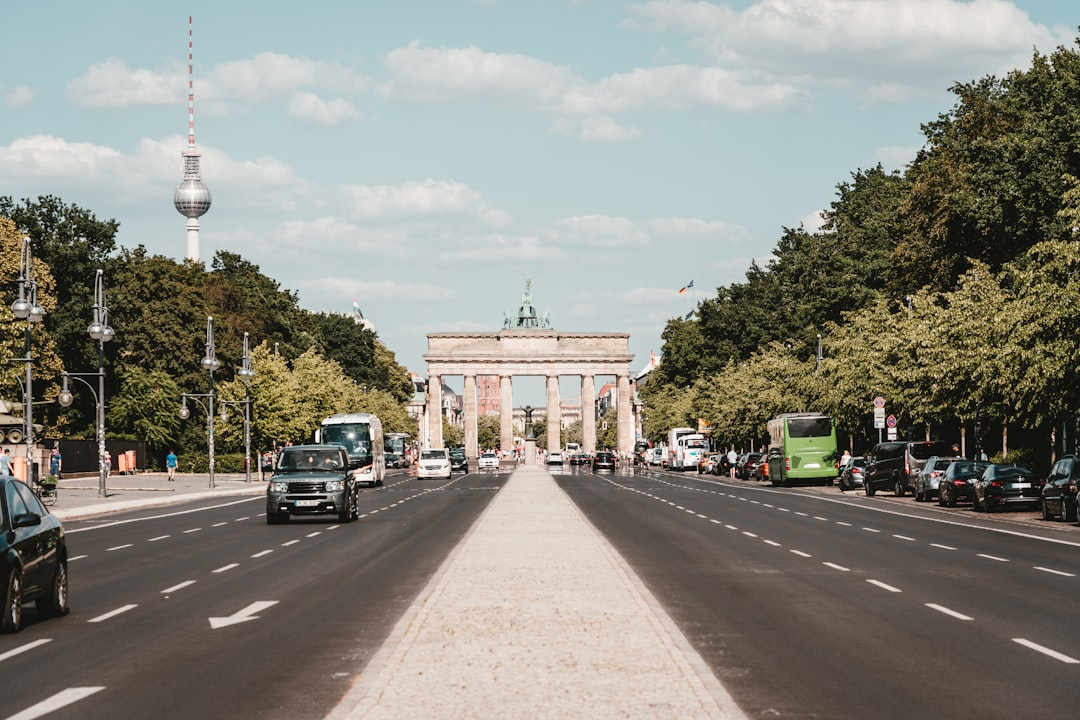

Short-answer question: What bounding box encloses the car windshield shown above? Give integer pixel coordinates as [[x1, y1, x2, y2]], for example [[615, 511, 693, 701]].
[[995, 467, 1032, 479], [910, 442, 955, 460], [481, 453, 496, 458], [277, 449, 344, 471]]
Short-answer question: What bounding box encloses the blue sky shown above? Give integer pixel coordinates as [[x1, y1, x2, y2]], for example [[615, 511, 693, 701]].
[[2, 1, 1077, 404]]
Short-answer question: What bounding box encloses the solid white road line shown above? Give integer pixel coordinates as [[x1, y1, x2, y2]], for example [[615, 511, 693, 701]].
[[5, 686, 105, 720]]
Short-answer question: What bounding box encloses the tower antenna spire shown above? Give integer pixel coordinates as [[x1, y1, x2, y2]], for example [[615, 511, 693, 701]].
[[173, 15, 212, 262]]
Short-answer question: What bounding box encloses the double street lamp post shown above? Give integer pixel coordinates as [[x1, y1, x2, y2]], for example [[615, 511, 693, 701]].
[[179, 316, 220, 488], [9, 237, 45, 484], [218, 332, 255, 483], [58, 269, 114, 498]]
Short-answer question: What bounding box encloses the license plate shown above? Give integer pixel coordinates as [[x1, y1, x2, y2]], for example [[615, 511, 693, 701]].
[[1014, 483, 1031, 489], [294, 499, 320, 507], [805, 463, 820, 469]]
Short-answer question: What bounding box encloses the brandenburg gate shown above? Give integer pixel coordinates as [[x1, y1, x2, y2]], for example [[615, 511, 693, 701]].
[[423, 283, 635, 459]]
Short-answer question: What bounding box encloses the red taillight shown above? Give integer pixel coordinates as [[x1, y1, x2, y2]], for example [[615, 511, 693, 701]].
[[785, 457, 791, 470], [991, 481, 1003, 487], [852, 468, 863, 475]]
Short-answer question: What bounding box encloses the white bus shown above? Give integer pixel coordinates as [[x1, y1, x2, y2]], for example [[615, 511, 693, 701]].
[[316, 412, 386, 487], [666, 427, 695, 470], [675, 433, 709, 472]]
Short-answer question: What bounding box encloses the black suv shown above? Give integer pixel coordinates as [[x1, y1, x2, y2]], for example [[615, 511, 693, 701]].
[[450, 449, 469, 473], [265, 445, 358, 524], [592, 451, 616, 472], [1041, 454, 1080, 522], [864, 441, 954, 497]]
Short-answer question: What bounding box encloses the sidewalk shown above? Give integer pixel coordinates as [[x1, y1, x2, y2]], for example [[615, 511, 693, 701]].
[[49, 471, 266, 521], [327, 465, 747, 720]]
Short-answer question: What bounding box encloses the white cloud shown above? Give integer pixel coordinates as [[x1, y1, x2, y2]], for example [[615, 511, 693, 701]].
[[5, 85, 33, 107], [339, 179, 495, 221], [287, 92, 362, 125], [799, 210, 828, 233], [648, 217, 749, 244], [874, 145, 920, 172], [67, 58, 176, 107], [548, 215, 651, 247]]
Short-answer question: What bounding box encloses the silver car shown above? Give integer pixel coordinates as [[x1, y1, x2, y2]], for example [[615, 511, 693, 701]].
[[913, 455, 963, 502]]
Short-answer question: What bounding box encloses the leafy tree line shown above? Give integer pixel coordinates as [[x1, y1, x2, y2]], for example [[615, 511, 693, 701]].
[[0, 199, 416, 466], [642, 35, 1080, 472]]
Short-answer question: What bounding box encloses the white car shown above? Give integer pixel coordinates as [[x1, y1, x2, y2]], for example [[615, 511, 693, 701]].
[[477, 452, 500, 470], [417, 448, 451, 479], [547, 451, 564, 465]]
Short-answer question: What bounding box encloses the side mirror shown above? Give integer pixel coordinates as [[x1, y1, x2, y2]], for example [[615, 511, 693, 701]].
[[12, 512, 42, 529]]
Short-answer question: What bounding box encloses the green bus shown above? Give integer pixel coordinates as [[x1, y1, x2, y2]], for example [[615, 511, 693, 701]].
[[766, 413, 839, 487]]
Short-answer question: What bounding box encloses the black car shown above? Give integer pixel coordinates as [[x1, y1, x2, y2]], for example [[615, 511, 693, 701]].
[[2, 476, 69, 632], [937, 460, 991, 507], [265, 445, 359, 524], [592, 451, 616, 472], [450, 450, 469, 473], [385, 452, 404, 469], [1041, 454, 1080, 522], [973, 464, 1041, 512], [865, 441, 955, 496]]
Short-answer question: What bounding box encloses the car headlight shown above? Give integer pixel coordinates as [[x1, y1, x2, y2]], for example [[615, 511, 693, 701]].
[[270, 482, 289, 493], [357, 465, 373, 475], [325, 480, 344, 492]]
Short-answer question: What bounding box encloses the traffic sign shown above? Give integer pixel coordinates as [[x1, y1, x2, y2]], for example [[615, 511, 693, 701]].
[[873, 396, 885, 409], [873, 408, 885, 429], [886, 414, 897, 429]]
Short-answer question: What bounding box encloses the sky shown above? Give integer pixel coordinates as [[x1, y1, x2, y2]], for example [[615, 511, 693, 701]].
[[1, 1, 1077, 405]]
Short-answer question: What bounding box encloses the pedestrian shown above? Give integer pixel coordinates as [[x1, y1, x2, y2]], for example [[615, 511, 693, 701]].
[[260, 450, 274, 481], [166, 449, 178, 481], [840, 449, 851, 468], [0, 448, 11, 476], [49, 447, 62, 479], [104, 449, 111, 478], [727, 447, 738, 478]]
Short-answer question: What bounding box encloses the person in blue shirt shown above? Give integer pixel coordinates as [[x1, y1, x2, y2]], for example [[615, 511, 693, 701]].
[[0, 448, 11, 476], [50, 448, 62, 478], [166, 450, 178, 481]]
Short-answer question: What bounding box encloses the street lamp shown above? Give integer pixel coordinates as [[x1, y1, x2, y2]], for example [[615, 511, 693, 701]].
[[219, 332, 254, 483], [10, 236, 45, 484], [179, 316, 220, 488]]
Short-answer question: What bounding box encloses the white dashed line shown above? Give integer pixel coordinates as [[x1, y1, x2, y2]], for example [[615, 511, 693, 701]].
[[306, 532, 322, 538], [251, 550, 273, 558], [106, 544, 133, 552], [1034, 566, 1075, 577], [160, 581, 196, 594], [1013, 638, 1080, 664], [795, 512, 808, 517], [790, 550, 812, 558], [11, 687, 105, 717], [183, 528, 201, 534], [148, 535, 170, 542], [813, 516, 829, 522], [282, 540, 300, 547], [742, 531, 758, 538], [930, 543, 956, 550], [212, 522, 227, 527], [862, 527, 880, 533], [709, 519, 723, 525], [823, 562, 850, 572], [926, 603, 973, 621], [867, 579, 901, 592], [235, 517, 250, 521], [893, 535, 916, 542], [68, 555, 88, 562], [725, 524, 738, 531], [0, 639, 51, 663], [778, 507, 790, 512], [977, 553, 1009, 562], [213, 563, 239, 573], [835, 521, 852, 527], [89, 604, 138, 623], [764, 540, 781, 547]]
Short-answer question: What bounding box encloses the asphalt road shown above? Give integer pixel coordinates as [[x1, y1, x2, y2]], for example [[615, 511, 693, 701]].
[[0, 468, 505, 720], [556, 464, 1080, 720]]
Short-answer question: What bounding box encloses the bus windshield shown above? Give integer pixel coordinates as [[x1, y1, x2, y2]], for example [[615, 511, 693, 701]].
[[787, 417, 832, 438], [321, 423, 372, 462]]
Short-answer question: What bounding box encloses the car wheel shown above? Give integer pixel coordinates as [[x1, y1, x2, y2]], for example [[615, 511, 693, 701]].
[[938, 489, 947, 507], [865, 484, 875, 497], [1064, 499, 1077, 523], [972, 494, 983, 512], [1041, 498, 1053, 521], [894, 479, 905, 497], [35, 559, 69, 618], [2, 569, 22, 633], [946, 489, 957, 508]]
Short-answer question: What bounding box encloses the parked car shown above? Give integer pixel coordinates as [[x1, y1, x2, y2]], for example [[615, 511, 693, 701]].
[[864, 441, 955, 496], [1040, 454, 1080, 522], [937, 460, 991, 507], [973, 464, 1041, 512], [1, 475, 68, 632], [737, 452, 764, 480], [477, 452, 500, 470], [449, 449, 469, 473], [913, 455, 964, 502], [547, 451, 564, 465], [838, 457, 868, 491], [592, 451, 616, 472], [416, 448, 452, 480], [266, 445, 358, 524], [699, 453, 721, 474]]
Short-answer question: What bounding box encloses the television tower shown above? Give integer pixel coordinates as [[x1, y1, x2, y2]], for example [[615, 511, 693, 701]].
[[173, 16, 212, 262]]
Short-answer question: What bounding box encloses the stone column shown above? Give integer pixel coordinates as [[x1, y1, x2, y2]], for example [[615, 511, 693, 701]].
[[616, 373, 633, 455], [427, 373, 443, 449], [546, 374, 561, 452], [463, 374, 478, 459], [582, 374, 596, 455], [499, 375, 513, 454]]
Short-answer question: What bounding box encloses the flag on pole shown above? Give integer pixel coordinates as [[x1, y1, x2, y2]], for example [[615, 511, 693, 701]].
[[687, 280, 694, 289], [678, 280, 694, 295], [678, 286, 687, 295], [685, 310, 694, 320], [352, 298, 364, 319]]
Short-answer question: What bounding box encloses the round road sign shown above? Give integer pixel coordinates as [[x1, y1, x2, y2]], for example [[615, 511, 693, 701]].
[[886, 414, 897, 428], [873, 396, 885, 409]]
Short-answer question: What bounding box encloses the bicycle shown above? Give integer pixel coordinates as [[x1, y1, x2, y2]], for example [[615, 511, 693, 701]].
[[34, 475, 57, 506]]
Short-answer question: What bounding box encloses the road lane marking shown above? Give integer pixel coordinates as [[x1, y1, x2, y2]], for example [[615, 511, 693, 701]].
[[742, 531, 758, 538], [795, 511, 808, 516], [251, 550, 273, 558], [709, 519, 722, 525], [813, 516, 828, 521], [306, 531, 322, 537], [764, 540, 781, 547], [777, 507, 790, 512], [926, 603, 973, 621], [835, 521, 852, 526], [234, 517, 250, 521], [1034, 566, 1075, 577], [6, 686, 105, 719], [88, 604, 138, 623], [725, 524, 738, 530], [106, 544, 133, 552], [867, 579, 901, 592], [862, 527, 880, 533], [68, 555, 88, 562], [213, 563, 239, 573], [209, 600, 279, 629], [212, 522, 228, 527], [823, 562, 850, 572], [148, 535, 170, 542], [1013, 638, 1080, 664], [281, 540, 300, 547], [930, 543, 956, 550], [790, 550, 812, 558], [0, 639, 51, 663], [893, 534, 916, 541], [160, 581, 196, 594], [183, 528, 201, 534], [977, 553, 1009, 562]]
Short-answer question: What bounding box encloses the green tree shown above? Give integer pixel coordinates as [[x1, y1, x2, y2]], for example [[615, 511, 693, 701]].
[[477, 413, 500, 450], [108, 366, 182, 456]]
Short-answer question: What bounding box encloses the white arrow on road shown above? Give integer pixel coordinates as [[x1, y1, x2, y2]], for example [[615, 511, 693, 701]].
[[209, 600, 278, 629]]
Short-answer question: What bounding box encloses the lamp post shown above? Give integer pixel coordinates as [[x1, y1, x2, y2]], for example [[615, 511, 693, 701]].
[[219, 332, 254, 483], [10, 236, 45, 485], [179, 316, 220, 488]]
